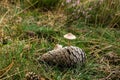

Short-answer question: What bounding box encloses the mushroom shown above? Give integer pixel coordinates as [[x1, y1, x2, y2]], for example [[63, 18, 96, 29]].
[[64, 33, 76, 45], [64, 33, 76, 40]]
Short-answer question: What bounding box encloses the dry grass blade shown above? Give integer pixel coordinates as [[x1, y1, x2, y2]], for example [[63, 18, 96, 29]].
[[95, 45, 112, 54], [1, 70, 27, 80], [0, 10, 9, 24], [0, 60, 14, 78], [90, 45, 113, 58], [8, 1, 38, 21]]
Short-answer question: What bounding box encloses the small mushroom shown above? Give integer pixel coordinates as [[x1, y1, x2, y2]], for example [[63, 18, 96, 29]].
[[64, 33, 76, 45], [64, 33, 76, 40]]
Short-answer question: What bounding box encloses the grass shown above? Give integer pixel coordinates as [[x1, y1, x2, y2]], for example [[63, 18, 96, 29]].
[[0, 0, 120, 80]]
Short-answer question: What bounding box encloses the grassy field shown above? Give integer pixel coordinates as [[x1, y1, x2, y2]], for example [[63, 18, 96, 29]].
[[0, 0, 120, 80]]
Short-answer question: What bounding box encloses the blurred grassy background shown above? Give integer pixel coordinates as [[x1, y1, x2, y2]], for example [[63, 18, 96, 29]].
[[0, 0, 120, 80]]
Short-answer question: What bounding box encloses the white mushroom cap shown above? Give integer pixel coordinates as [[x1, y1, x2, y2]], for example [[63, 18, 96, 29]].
[[64, 33, 76, 40]]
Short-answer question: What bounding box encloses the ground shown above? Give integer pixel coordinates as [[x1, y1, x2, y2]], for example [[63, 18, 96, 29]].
[[0, 1, 120, 80]]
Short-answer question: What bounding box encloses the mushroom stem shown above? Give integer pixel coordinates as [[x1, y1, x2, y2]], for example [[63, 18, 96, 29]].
[[68, 40, 71, 46]]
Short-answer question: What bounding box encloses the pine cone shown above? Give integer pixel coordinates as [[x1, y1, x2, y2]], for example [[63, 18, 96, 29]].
[[25, 72, 40, 80], [39, 46, 86, 67]]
